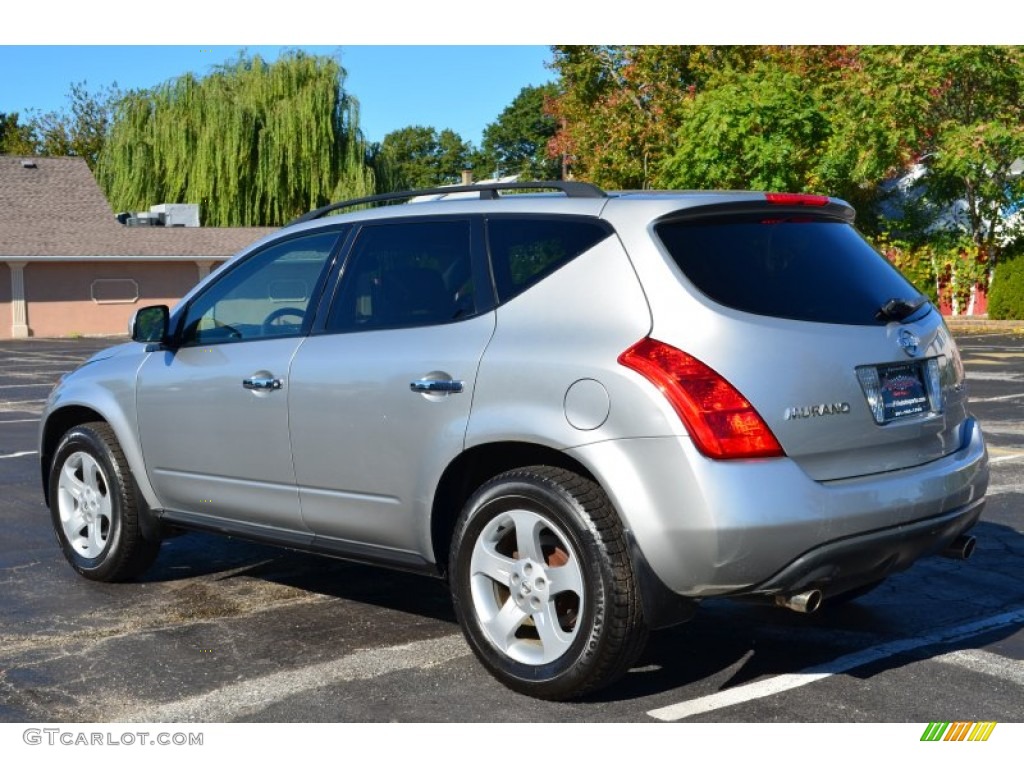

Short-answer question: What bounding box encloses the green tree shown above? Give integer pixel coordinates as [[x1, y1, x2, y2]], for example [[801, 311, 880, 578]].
[[810, 46, 932, 218], [364, 141, 398, 194], [29, 81, 120, 170], [910, 47, 1024, 266], [657, 46, 927, 220], [550, 45, 1024, 312], [845, 47, 1024, 294], [437, 128, 473, 182], [548, 45, 762, 188], [480, 84, 561, 180], [377, 125, 473, 190], [660, 59, 830, 194], [0, 112, 37, 155], [97, 51, 375, 226]]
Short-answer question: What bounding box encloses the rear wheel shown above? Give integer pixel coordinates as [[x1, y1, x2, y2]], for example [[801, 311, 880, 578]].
[[49, 422, 160, 581], [449, 466, 647, 700]]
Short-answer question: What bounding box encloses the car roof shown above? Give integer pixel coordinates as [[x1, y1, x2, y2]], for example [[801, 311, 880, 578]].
[[279, 183, 855, 237]]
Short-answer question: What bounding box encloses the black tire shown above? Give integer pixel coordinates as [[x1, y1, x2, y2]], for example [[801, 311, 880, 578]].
[[449, 466, 647, 700], [48, 422, 160, 582]]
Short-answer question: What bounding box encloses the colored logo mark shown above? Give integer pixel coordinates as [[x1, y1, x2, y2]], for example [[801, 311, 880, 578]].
[[921, 722, 997, 742]]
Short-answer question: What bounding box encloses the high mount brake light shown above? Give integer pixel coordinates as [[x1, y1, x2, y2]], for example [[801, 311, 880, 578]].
[[759, 216, 816, 225], [764, 193, 830, 206], [618, 338, 784, 460]]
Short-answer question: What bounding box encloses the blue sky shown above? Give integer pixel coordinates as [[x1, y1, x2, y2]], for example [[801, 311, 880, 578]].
[[0, 1, 1000, 148], [0, 46, 554, 147]]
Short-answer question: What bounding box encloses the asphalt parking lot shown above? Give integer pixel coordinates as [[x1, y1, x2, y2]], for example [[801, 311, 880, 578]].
[[0, 331, 1022, 723]]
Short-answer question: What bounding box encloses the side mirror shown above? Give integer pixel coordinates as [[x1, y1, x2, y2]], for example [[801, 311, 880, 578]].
[[130, 305, 170, 345]]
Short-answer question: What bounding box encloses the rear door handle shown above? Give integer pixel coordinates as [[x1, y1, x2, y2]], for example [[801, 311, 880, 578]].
[[410, 379, 464, 394]]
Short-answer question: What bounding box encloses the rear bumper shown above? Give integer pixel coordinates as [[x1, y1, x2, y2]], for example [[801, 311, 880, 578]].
[[750, 495, 984, 597], [567, 417, 989, 597]]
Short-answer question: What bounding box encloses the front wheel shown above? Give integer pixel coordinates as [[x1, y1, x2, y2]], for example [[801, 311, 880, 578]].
[[49, 422, 160, 581], [449, 466, 647, 700]]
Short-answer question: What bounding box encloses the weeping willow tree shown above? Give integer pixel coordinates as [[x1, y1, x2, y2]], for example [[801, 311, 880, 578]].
[[96, 51, 375, 226]]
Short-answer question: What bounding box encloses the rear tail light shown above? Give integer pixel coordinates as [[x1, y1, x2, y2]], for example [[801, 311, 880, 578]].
[[618, 338, 784, 460], [764, 192, 830, 206], [855, 366, 885, 424], [925, 358, 942, 412], [942, 345, 966, 393]]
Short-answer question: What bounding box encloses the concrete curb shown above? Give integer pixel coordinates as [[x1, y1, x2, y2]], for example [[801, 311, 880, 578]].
[[944, 316, 1024, 335]]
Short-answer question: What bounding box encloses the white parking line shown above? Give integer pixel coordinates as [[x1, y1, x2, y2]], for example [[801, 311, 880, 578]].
[[0, 359, 86, 367], [966, 372, 1024, 381], [122, 633, 471, 722], [0, 418, 40, 424], [933, 648, 1024, 687], [0, 372, 74, 379], [647, 607, 1024, 721], [990, 453, 1024, 464], [958, 346, 1024, 352], [983, 483, 1024, 495], [0, 451, 36, 460], [971, 392, 1024, 403], [0, 400, 45, 414]]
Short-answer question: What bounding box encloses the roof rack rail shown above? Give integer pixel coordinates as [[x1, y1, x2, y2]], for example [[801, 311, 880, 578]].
[[286, 180, 606, 226]]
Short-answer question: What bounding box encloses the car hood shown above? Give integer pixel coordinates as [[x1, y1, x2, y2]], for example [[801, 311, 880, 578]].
[[60, 341, 145, 383], [81, 341, 141, 366]]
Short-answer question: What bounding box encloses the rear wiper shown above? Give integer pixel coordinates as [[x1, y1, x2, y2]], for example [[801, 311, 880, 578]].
[[875, 297, 927, 322]]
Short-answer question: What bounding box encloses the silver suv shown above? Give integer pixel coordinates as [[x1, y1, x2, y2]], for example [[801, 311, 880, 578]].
[[40, 181, 989, 700]]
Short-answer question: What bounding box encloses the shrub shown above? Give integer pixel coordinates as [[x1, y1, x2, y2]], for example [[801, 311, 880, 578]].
[[989, 252, 1024, 320]]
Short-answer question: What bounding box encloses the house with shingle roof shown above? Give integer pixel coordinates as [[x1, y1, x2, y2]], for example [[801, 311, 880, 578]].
[[0, 155, 273, 338]]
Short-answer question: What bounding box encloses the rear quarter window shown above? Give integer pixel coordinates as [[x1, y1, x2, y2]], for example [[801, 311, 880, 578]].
[[487, 217, 612, 303], [655, 216, 925, 325]]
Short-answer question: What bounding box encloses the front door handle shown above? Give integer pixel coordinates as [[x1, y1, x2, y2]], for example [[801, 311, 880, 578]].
[[410, 379, 464, 394], [243, 376, 282, 391]]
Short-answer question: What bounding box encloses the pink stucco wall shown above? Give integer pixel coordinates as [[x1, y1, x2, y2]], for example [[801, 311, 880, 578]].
[[4, 260, 221, 339]]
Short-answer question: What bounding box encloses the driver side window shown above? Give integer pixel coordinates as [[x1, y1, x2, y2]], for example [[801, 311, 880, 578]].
[[180, 231, 341, 345]]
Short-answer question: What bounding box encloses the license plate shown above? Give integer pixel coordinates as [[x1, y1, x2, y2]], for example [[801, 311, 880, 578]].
[[878, 361, 929, 421]]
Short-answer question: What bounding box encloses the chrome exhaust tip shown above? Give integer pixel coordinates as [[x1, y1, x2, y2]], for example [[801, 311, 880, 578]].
[[774, 589, 823, 614], [941, 535, 976, 561]]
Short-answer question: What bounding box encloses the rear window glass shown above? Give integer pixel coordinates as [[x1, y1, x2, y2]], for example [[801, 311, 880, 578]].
[[488, 217, 612, 303], [655, 217, 925, 325]]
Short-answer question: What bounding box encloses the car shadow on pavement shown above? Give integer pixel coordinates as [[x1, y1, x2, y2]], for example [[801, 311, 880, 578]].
[[587, 518, 1024, 704], [130, 518, 1021, 705], [143, 531, 458, 624]]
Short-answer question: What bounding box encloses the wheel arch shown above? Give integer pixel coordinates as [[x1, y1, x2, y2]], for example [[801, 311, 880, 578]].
[[40, 403, 162, 542], [430, 440, 698, 630], [40, 405, 107, 506], [430, 441, 596, 578]]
